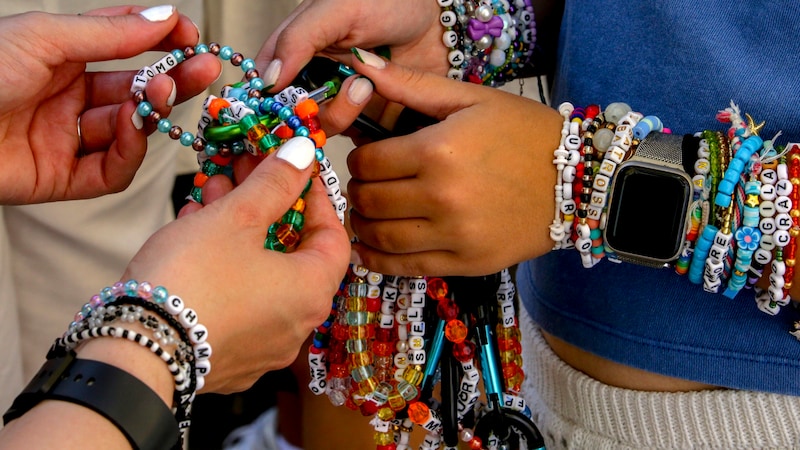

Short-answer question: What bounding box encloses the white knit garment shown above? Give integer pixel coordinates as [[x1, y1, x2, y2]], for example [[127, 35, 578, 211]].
[[519, 307, 800, 449]]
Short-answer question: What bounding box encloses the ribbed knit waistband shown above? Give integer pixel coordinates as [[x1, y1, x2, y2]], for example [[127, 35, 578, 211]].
[[518, 307, 800, 449]]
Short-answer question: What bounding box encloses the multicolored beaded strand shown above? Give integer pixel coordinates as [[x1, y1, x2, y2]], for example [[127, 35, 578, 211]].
[[131, 43, 345, 253]]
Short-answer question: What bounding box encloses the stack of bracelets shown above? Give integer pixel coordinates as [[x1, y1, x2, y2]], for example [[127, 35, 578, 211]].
[[438, 0, 537, 86], [549, 100, 800, 320]]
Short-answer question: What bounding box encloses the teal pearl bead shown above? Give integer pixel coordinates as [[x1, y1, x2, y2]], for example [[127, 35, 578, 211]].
[[171, 49, 185, 63], [219, 46, 233, 60], [231, 141, 245, 155], [315, 148, 325, 161], [295, 126, 309, 137], [278, 106, 294, 120], [157, 118, 172, 133], [136, 101, 153, 117], [204, 142, 218, 156], [241, 58, 255, 72], [249, 77, 265, 90], [180, 132, 195, 146], [246, 97, 260, 110], [195, 43, 209, 54]]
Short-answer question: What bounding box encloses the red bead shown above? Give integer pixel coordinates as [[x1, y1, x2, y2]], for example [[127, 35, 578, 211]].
[[584, 104, 601, 119], [452, 340, 476, 362], [426, 277, 449, 301], [359, 399, 379, 416], [437, 298, 459, 321], [210, 154, 232, 166], [366, 297, 381, 312]]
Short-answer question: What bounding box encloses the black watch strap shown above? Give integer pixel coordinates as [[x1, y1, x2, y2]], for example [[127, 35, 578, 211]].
[[3, 352, 179, 450]]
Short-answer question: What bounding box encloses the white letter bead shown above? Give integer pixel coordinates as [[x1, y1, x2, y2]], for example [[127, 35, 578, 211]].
[[769, 272, 785, 288], [195, 359, 211, 376], [130, 66, 155, 93], [195, 342, 212, 360], [772, 259, 786, 276], [179, 308, 199, 329], [189, 323, 208, 344], [151, 53, 178, 75], [165, 295, 185, 315]]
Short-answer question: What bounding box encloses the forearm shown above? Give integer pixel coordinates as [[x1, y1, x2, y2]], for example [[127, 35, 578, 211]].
[[0, 334, 173, 449]]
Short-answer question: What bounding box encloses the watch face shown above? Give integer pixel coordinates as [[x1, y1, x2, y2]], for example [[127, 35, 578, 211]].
[[605, 164, 692, 262]]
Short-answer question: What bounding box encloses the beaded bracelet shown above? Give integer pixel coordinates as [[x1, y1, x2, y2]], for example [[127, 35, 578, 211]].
[[438, 0, 537, 87], [548, 101, 800, 323], [131, 43, 347, 252]]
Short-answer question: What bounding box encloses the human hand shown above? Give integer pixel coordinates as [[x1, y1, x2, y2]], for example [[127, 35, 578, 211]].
[[256, 0, 446, 91], [0, 5, 221, 204], [344, 52, 563, 276], [124, 141, 350, 394]]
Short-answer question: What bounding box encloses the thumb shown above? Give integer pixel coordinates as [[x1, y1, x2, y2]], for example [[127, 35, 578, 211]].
[[226, 136, 319, 227], [36, 5, 182, 63], [349, 47, 484, 122]]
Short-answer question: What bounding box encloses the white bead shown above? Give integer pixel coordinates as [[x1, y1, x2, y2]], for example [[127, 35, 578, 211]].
[[439, 10, 457, 27], [776, 213, 793, 231], [776, 178, 793, 196], [151, 53, 179, 75], [760, 168, 777, 185], [760, 182, 777, 201], [442, 31, 459, 52], [195, 359, 211, 377], [179, 308, 199, 329], [308, 378, 327, 395], [195, 342, 212, 360], [130, 66, 154, 93], [564, 134, 581, 151], [772, 259, 786, 276], [447, 49, 465, 67], [774, 229, 791, 246], [446, 68, 464, 81], [769, 272, 785, 288], [759, 217, 776, 235], [352, 265, 369, 277], [189, 323, 208, 344]]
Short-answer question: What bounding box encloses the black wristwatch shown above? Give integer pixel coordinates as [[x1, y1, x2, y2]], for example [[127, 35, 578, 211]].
[[604, 131, 697, 267], [3, 351, 180, 450]]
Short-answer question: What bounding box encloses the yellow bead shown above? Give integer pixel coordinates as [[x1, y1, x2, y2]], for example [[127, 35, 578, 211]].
[[377, 407, 396, 421]]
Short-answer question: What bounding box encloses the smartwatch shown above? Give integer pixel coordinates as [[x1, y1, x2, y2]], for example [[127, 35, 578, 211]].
[[604, 131, 697, 267]]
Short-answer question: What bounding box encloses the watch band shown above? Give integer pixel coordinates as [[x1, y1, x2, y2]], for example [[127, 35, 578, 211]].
[[632, 131, 684, 166], [3, 352, 180, 450], [632, 131, 700, 174]]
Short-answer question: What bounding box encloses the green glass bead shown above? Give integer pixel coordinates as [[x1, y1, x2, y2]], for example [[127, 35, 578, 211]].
[[282, 210, 305, 230], [190, 186, 202, 203]]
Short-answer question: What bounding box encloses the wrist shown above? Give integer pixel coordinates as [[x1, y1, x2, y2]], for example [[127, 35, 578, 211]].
[[76, 328, 174, 407]]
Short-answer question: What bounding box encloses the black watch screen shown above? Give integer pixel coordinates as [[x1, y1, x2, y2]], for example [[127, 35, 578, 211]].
[[605, 164, 692, 261]]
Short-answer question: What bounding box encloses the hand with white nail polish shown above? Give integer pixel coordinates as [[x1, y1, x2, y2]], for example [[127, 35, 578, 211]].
[[0, 5, 220, 205]]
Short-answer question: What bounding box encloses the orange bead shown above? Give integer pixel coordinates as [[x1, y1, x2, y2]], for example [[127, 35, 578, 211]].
[[275, 223, 300, 248], [309, 129, 327, 147], [444, 319, 468, 343], [193, 172, 209, 188], [274, 124, 294, 139], [247, 123, 269, 143], [291, 197, 306, 213], [407, 401, 430, 425], [295, 98, 320, 120], [207, 97, 231, 119]]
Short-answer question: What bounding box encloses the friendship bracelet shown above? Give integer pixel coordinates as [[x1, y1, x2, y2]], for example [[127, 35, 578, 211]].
[[131, 43, 345, 252], [437, 0, 537, 87], [549, 101, 800, 326]]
